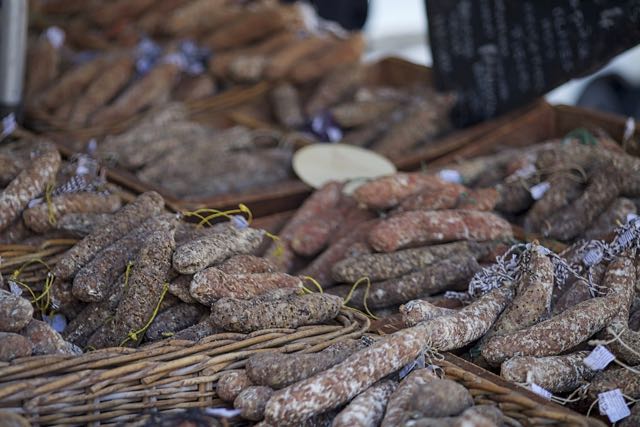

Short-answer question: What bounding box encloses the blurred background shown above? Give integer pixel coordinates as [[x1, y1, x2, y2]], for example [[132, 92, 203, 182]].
[[360, 0, 640, 116]]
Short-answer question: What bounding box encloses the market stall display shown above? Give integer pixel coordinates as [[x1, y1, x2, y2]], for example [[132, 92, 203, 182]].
[[1, 1, 639, 425]]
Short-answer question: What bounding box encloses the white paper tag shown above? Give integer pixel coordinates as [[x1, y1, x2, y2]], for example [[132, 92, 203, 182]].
[[623, 117, 636, 143], [163, 52, 187, 69], [87, 139, 98, 156], [529, 181, 550, 200], [584, 345, 616, 370], [326, 126, 343, 143], [231, 215, 249, 230], [204, 408, 241, 418], [8, 280, 23, 297], [530, 383, 552, 400], [598, 389, 631, 423], [437, 169, 463, 184], [1, 113, 16, 138], [533, 244, 552, 256], [42, 313, 67, 333], [45, 26, 65, 49], [27, 197, 43, 208], [399, 353, 426, 380], [513, 163, 537, 179]]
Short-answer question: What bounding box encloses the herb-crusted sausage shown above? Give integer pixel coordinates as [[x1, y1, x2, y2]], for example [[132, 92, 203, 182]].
[[0, 290, 34, 332], [246, 340, 365, 389], [482, 255, 634, 365], [218, 371, 253, 402], [212, 291, 342, 333], [328, 255, 480, 310], [23, 193, 121, 233], [234, 385, 274, 421], [490, 244, 554, 336], [263, 287, 512, 425], [400, 300, 457, 327], [190, 268, 302, 305], [173, 225, 265, 275], [264, 182, 342, 272], [381, 369, 439, 427], [332, 380, 397, 427], [145, 303, 206, 341], [100, 218, 176, 347], [500, 352, 595, 393], [353, 173, 449, 210], [332, 241, 476, 283], [53, 191, 165, 280], [217, 255, 276, 275], [0, 146, 61, 232], [368, 210, 513, 253]]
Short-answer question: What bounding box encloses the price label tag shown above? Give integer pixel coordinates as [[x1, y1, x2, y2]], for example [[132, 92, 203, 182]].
[[623, 117, 636, 143], [584, 345, 616, 370], [8, 280, 23, 297], [42, 313, 67, 333], [1, 113, 16, 139], [205, 408, 241, 418], [513, 164, 537, 180], [231, 215, 249, 230], [530, 383, 552, 400], [437, 169, 463, 184], [598, 389, 631, 423], [529, 181, 550, 200], [399, 353, 426, 380], [45, 26, 65, 49]]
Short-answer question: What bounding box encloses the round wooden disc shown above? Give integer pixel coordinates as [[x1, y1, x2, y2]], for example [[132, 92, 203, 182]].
[[293, 143, 396, 189]]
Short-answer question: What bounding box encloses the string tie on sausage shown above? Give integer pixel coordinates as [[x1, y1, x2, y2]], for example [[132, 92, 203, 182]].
[[589, 326, 640, 374], [120, 282, 169, 347], [181, 203, 253, 228], [343, 276, 378, 320], [45, 181, 56, 226], [9, 259, 54, 314]]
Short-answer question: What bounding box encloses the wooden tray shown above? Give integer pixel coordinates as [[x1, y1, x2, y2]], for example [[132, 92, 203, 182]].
[[428, 103, 640, 167], [52, 57, 546, 217]]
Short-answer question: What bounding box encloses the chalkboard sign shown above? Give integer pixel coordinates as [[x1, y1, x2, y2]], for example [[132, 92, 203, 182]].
[[427, 0, 640, 127]]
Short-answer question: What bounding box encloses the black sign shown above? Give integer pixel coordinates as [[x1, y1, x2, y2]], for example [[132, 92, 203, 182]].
[[427, 0, 640, 126]]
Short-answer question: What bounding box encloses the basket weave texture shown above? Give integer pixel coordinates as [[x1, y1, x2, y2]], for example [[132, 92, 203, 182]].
[[0, 310, 368, 425]]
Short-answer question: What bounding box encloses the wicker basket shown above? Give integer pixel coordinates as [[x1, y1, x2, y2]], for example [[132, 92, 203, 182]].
[[440, 354, 606, 427], [0, 311, 369, 425], [0, 308, 606, 426]]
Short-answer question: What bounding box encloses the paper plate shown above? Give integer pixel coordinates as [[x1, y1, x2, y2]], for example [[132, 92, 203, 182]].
[[292, 143, 396, 189]]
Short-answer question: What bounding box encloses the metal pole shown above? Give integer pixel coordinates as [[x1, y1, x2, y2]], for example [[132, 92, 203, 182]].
[[0, 0, 28, 120]]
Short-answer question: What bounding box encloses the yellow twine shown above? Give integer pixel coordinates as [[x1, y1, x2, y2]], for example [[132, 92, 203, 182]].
[[298, 275, 378, 320], [301, 276, 323, 294], [31, 273, 54, 313], [181, 204, 253, 228], [265, 231, 284, 258], [343, 277, 379, 320], [10, 258, 54, 313], [11, 258, 50, 279], [10, 279, 38, 302], [120, 283, 169, 347], [123, 261, 134, 293]]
